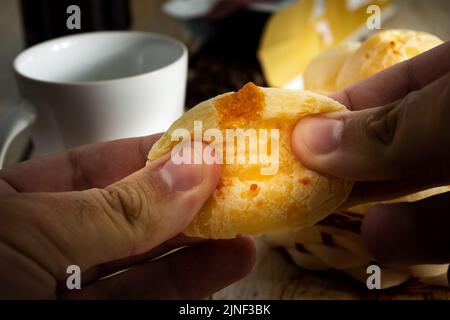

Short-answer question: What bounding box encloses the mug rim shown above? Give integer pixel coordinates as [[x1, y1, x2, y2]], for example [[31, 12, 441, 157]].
[[13, 31, 188, 86]]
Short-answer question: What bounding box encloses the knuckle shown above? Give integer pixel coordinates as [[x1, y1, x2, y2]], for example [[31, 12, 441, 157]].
[[104, 183, 146, 224], [365, 101, 412, 176], [365, 103, 399, 147], [100, 172, 169, 237]]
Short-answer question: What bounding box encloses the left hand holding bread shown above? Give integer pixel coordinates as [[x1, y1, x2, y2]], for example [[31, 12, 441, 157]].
[[0, 134, 255, 299]]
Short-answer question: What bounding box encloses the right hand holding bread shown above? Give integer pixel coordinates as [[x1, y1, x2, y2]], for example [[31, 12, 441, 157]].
[[292, 41, 450, 266]]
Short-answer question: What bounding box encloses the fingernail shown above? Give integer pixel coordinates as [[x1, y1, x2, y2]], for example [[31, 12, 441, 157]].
[[294, 117, 343, 155], [160, 141, 206, 192]]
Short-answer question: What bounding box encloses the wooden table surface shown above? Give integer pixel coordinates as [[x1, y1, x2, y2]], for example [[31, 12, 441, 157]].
[[0, 0, 449, 299], [213, 237, 450, 300]]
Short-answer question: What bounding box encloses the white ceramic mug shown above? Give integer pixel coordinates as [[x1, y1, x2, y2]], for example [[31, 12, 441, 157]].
[[0, 31, 188, 167]]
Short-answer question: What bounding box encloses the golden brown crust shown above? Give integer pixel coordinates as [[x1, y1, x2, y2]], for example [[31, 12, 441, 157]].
[[336, 29, 443, 90], [148, 83, 353, 239], [304, 30, 443, 93], [215, 82, 265, 128]]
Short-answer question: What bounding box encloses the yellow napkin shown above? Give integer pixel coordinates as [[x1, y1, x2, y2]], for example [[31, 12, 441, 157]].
[[258, 0, 393, 88]]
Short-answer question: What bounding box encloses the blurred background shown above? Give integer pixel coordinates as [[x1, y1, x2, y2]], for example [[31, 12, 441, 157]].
[[0, 0, 449, 299], [2, 0, 450, 115]]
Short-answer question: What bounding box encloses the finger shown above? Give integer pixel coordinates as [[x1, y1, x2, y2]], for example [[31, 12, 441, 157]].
[[4, 142, 221, 282], [0, 133, 162, 192], [329, 41, 450, 110], [80, 234, 204, 285], [361, 192, 450, 265], [292, 72, 450, 181], [342, 163, 450, 208], [61, 238, 256, 299]]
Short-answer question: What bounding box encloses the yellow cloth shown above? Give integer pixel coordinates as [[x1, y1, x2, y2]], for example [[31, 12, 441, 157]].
[[258, 0, 392, 88]]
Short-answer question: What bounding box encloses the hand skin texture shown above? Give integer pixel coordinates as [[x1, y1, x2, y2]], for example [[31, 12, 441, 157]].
[[292, 42, 450, 268], [0, 136, 255, 299]]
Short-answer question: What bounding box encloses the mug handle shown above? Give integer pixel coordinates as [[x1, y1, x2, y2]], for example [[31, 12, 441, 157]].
[[0, 102, 36, 169]]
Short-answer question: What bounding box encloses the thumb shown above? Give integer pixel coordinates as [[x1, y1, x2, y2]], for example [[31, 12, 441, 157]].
[[25, 142, 221, 279], [100, 141, 222, 253], [292, 73, 450, 181]]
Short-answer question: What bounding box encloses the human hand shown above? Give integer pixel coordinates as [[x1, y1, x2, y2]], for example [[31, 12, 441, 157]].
[[0, 134, 255, 299], [291, 42, 450, 266]]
